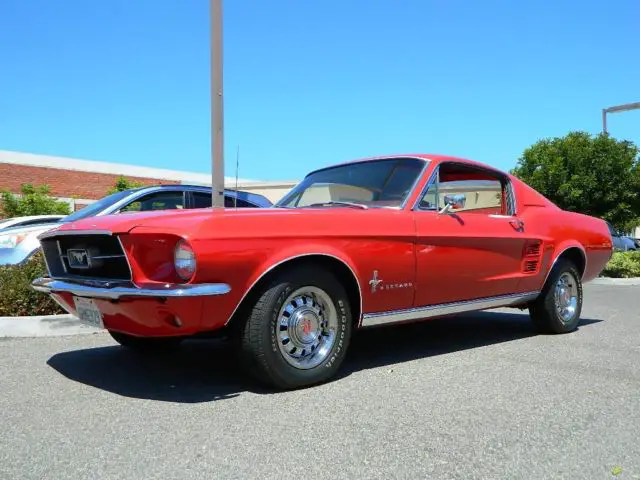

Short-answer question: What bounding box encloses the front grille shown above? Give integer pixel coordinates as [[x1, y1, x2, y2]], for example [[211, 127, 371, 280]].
[[41, 234, 131, 281]]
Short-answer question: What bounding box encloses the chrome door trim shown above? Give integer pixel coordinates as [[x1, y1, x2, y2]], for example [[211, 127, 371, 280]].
[[360, 291, 540, 328]]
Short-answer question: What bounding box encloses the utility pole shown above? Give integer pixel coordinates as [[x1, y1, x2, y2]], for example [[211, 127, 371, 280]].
[[211, 0, 225, 207], [602, 102, 640, 133]]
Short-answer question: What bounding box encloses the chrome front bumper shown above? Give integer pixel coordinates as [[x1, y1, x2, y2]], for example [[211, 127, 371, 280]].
[[32, 277, 231, 300]]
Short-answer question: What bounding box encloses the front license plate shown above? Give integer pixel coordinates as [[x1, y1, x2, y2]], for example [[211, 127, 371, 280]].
[[73, 297, 104, 329]]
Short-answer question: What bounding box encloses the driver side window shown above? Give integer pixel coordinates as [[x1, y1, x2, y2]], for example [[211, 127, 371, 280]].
[[418, 164, 513, 216]]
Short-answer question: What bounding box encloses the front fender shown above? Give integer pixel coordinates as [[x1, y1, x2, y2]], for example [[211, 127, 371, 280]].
[[223, 242, 362, 326], [194, 237, 363, 330]]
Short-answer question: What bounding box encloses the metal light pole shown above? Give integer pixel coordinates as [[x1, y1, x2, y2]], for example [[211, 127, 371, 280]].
[[211, 0, 225, 207], [602, 101, 640, 133]]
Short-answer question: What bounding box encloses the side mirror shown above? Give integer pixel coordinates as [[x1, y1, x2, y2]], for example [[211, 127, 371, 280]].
[[439, 194, 466, 215]]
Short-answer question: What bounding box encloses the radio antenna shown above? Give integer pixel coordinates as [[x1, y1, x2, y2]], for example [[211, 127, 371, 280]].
[[234, 144, 239, 208]]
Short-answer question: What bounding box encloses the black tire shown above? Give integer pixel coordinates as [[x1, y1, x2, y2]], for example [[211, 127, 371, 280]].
[[529, 259, 583, 334], [238, 266, 353, 390], [108, 331, 184, 351]]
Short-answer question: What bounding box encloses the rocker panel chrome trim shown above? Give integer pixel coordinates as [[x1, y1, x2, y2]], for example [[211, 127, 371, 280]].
[[360, 291, 540, 328]]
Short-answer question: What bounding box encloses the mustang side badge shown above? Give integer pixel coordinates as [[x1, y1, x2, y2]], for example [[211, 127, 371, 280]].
[[369, 270, 383, 293], [370, 270, 414, 293]]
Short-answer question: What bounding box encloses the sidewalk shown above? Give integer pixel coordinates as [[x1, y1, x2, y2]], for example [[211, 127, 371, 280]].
[[590, 277, 640, 286], [0, 314, 103, 338]]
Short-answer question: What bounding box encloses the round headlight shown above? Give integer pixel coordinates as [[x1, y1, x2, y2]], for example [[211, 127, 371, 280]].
[[174, 239, 196, 281]]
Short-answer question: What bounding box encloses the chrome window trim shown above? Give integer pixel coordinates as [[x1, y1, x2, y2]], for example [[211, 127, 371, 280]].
[[303, 154, 430, 178], [31, 277, 231, 299], [399, 159, 431, 210], [223, 253, 363, 326], [411, 165, 440, 211], [411, 161, 518, 216], [411, 163, 440, 211], [111, 188, 189, 215], [97, 186, 188, 217], [361, 291, 540, 328], [506, 177, 518, 216]]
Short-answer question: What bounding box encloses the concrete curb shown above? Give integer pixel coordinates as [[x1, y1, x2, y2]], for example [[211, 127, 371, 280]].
[[0, 314, 104, 338], [590, 277, 640, 286]]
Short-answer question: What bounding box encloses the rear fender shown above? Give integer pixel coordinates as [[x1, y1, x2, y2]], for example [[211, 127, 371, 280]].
[[539, 241, 587, 289]]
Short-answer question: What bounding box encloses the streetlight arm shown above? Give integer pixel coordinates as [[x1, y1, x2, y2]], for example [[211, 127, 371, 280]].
[[602, 101, 640, 133]]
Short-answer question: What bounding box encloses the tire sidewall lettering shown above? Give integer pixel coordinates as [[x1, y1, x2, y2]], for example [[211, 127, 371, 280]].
[[325, 294, 348, 369]]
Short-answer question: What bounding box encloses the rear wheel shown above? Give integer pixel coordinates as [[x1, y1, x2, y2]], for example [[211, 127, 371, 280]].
[[529, 259, 583, 334], [108, 331, 184, 351], [238, 267, 352, 390]]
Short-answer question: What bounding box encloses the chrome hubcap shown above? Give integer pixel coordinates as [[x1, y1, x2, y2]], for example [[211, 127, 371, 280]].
[[554, 272, 578, 323], [276, 287, 338, 370]]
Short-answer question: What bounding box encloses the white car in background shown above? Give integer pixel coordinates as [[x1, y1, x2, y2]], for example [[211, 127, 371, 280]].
[[0, 184, 272, 266], [0, 215, 65, 232]]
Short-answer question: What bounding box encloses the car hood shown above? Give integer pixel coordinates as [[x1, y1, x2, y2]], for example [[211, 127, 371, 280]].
[[42, 206, 398, 239], [43, 208, 306, 235]]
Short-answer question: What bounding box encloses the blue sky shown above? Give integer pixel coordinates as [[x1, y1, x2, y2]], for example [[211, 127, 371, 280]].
[[0, 0, 638, 182]]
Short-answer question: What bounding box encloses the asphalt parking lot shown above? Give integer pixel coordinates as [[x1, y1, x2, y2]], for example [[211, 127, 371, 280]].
[[1, 283, 639, 480]]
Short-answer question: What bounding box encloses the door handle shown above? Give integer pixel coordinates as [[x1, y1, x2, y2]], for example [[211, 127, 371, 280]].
[[509, 219, 525, 231]]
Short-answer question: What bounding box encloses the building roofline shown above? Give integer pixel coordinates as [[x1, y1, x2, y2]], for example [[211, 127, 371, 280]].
[[0, 149, 261, 185]]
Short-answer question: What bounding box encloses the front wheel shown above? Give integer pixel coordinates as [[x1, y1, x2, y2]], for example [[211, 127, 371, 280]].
[[529, 259, 583, 334], [238, 267, 353, 390]]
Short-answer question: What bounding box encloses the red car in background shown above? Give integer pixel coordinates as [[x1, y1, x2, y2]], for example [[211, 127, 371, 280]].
[[32, 154, 613, 390]]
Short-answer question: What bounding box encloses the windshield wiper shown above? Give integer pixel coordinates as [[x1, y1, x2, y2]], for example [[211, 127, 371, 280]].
[[303, 201, 368, 210]]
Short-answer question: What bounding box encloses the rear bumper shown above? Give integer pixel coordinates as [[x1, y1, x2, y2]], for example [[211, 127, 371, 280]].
[[32, 277, 230, 299]]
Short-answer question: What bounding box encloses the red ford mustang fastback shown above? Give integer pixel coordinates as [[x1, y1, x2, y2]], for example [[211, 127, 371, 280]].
[[32, 154, 613, 389]]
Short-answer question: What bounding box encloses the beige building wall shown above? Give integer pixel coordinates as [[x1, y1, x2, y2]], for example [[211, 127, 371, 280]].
[[235, 181, 298, 204]]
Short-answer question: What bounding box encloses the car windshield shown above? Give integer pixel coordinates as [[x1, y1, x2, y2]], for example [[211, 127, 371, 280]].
[[276, 157, 426, 209], [62, 189, 134, 222]]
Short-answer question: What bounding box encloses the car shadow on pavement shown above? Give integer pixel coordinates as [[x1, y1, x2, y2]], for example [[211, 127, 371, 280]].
[[340, 311, 602, 377], [47, 338, 253, 403], [46, 311, 602, 403]]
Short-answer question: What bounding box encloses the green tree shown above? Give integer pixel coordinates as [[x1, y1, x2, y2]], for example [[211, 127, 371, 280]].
[[511, 131, 640, 232], [0, 184, 71, 218], [108, 176, 144, 194]]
